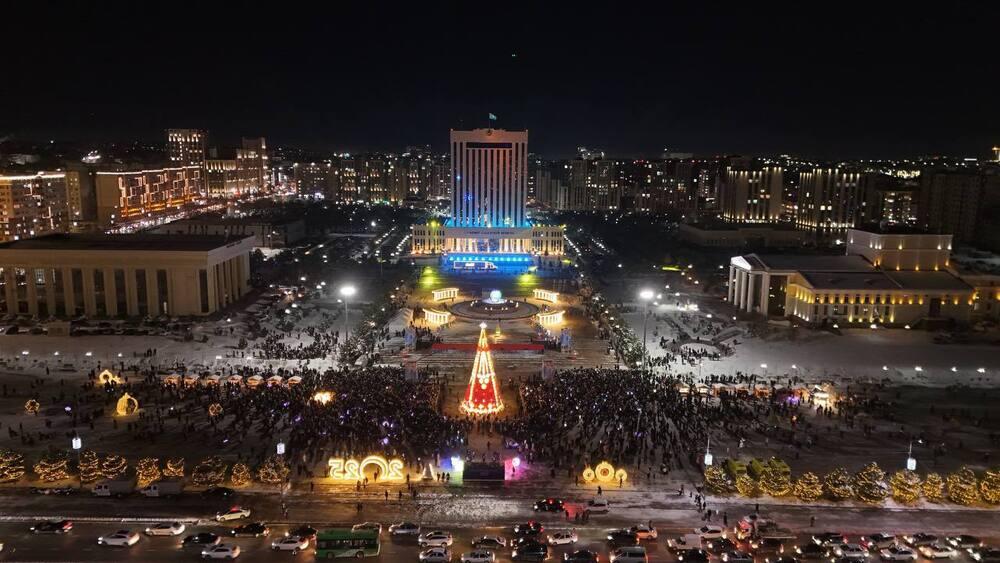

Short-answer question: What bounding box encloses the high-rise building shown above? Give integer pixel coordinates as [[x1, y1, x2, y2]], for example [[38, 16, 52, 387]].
[[167, 129, 207, 166], [795, 168, 870, 237], [94, 165, 202, 228], [918, 171, 1000, 242], [0, 172, 72, 241], [238, 137, 268, 193], [450, 128, 528, 228], [293, 161, 335, 197], [720, 163, 783, 223]]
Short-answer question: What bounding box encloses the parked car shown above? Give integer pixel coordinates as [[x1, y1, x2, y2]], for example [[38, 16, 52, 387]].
[[202, 487, 235, 499], [586, 497, 610, 514], [534, 498, 565, 512]]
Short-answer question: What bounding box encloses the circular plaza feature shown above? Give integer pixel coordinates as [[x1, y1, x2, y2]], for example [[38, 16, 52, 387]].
[[448, 289, 539, 320]]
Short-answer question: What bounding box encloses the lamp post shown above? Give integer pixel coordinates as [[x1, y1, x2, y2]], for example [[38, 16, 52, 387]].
[[276, 441, 286, 456], [71, 435, 82, 489], [639, 289, 654, 374], [704, 436, 714, 467], [906, 440, 917, 471], [340, 285, 356, 341]]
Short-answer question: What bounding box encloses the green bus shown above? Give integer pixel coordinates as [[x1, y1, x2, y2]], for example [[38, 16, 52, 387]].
[[315, 529, 381, 559]]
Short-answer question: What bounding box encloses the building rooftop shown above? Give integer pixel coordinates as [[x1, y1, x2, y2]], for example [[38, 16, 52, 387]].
[[0, 233, 252, 252], [884, 271, 972, 291], [849, 223, 940, 236], [800, 271, 898, 290], [751, 254, 874, 272]]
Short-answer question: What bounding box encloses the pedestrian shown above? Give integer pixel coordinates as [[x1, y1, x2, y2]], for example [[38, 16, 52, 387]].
[[810, 516, 815, 527]]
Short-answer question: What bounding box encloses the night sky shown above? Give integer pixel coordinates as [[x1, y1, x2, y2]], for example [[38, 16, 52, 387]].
[[4, 3, 998, 159]]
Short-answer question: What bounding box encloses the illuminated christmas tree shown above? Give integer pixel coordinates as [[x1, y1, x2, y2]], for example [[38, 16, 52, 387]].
[[823, 467, 853, 501], [980, 467, 1000, 504], [257, 455, 290, 484], [922, 472, 945, 502], [704, 466, 734, 494], [136, 458, 161, 488], [793, 472, 823, 501], [947, 466, 979, 505], [853, 462, 889, 504], [735, 473, 760, 497], [101, 454, 127, 480], [759, 466, 792, 497], [163, 457, 185, 478], [460, 323, 504, 415], [230, 463, 251, 487], [0, 449, 26, 483], [78, 450, 102, 483], [889, 470, 922, 504]]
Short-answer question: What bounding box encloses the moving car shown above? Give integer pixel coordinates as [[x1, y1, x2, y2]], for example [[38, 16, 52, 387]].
[[548, 531, 578, 545], [30, 520, 73, 534], [968, 547, 1000, 562], [215, 506, 251, 522], [351, 522, 382, 534], [860, 534, 897, 551], [678, 548, 710, 562], [765, 557, 801, 563], [630, 524, 658, 540], [201, 544, 241, 559], [271, 535, 309, 554], [696, 525, 727, 539], [288, 525, 318, 541], [513, 521, 544, 537], [419, 531, 455, 548], [919, 543, 958, 559], [564, 549, 600, 562], [946, 536, 982, 549], [231, 522, 269, 538], [722, 550, 754, 563], [201, 486, 236, 498], [608, 529, 640, 547], [472, 536, 506, 549], [750, 538, 786, 554], [534, 498, 565, 512], [813, 533, 848, 547], [419, 547, 453, 562], [587, 497, 610, 514], [182, 533, 221, 548], [610, 546, 648, 562], [833, 543, 870, 560], [144, 522, 185, 536], [97, 530, 140, 547], [460, 550, 496, 563], [795, 543, 831, 559], [878, 546, 917, 561], [903, 534, 937, 547], [707, 538, 737, 554], [389, 522, 420, 536], [668, 534, 703, 552], [512, 540, 548, 561]]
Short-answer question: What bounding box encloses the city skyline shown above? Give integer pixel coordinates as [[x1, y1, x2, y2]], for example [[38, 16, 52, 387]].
[[2, 4, 998, 159]]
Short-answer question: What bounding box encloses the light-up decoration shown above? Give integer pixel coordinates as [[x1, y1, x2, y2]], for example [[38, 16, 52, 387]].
[[532, 289, 559, 303], [98, 369, 122, 385], [328, 455, 405, 481], [487, 289, 504, 303], [449, 456, 465, 474], [460, 323, 505, 415], [582, 461, 628, 484], [312, 391, 334, 405], [24, 399, 40, 415], [115, 393, 139, 416], [432, 287, 459, 301], [425, 309, 452, 325], [536, 310, 565, 326], [208, 403, 223, 417]]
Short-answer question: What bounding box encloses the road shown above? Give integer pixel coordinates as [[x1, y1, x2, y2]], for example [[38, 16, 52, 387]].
[[0, 488, 997, 562]]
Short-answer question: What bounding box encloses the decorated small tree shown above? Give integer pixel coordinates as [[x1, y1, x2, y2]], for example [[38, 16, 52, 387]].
[[136, 458, 161, 488], [947, 466, 979, 505], [230, 463, 251, 487], [101, 454, 127, 480], [823, 467, 853, 501], [0, 449, 26, 483], [735, 473, 760, 497], [163, 457, 185, 478], [704, 466, 734, 494], [759, 466, 792, 497], [34, 452, 70, 482], [922, 472, 945, 503], [853, 462, 889, 504], [257, 455, 290, 485], [793, 472, 823, 501], [889, 470, 921, 504], [192, 456, 228, 486], [78, 450, 102, 483], [979, 467, 1000, 504]]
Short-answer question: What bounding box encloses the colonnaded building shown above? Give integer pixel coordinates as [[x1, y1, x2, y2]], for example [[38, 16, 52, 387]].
[[411, 128, 564, 270], [728, 226, 1000, 327], [0, 233, 254, 318]]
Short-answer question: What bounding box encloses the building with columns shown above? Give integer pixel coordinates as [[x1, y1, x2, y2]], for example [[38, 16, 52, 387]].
[[0, 234, 254, 318]]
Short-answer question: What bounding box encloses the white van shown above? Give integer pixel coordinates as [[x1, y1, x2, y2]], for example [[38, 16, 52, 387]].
[[611, 546, 648, 562]]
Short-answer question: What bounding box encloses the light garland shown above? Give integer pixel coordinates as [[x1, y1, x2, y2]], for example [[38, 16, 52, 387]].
[[230, 463, 251, 487], [258, 455, 290, 484], [980, 467, 1000, 504], [922, 472, 945, 502], [136, 457, 161, 488], [163, 457, 185, 478], [581, 461, 627, 484], [703, 465, 734, 494], [101, 454, 127, 480], [192, 456, 227, 486], [78, 450, 102, 483], [889, 470, 921, 504], [24, 399, 40, 415], [328, 455, 404, 481], [312, 391, 333, 405], [735, 473, 760, 497], [115, 393, 139, 416], [0, 449, 26, 482], [34, 453, 70, 482], [759, 465, 792, 497], [207, 403, 223, 417], [947, 466, 980, 505], [853, 462, 889, 504], [793, 472, 823, 501], [823, 467, 853, 501], [459, 324, 504, 415]]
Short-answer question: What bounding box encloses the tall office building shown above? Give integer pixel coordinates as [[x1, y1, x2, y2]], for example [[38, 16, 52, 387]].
[[411, 128, 563, 266], [720, 164, 783, 223], [450, 128, 527, 227], [167, 129, 207, 166], [795, 168, 869, 237]]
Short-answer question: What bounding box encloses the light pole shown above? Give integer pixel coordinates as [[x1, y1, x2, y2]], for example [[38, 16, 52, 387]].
[[71, 435, 82, 489], [340, 285, 356, 341], [906, 440, 917, 471], [639, 289, 654, 373], [703, 436, 713, 467]]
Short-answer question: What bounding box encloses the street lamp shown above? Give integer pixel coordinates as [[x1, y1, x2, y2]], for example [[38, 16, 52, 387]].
[[71, 435, 82, 489], [639, 289, 654, 374], [906, 440, 917, 471], [276, 441, 286, 456], [340, 285, 357, 341], [703, 436, 713, 467]]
